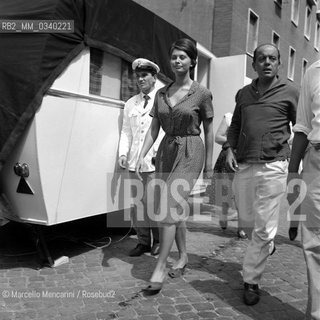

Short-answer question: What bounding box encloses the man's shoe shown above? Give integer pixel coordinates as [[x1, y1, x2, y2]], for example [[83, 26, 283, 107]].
[[129, 244, 151, 257], [243, 282, 260, 305], [150, 242, 160, 256]]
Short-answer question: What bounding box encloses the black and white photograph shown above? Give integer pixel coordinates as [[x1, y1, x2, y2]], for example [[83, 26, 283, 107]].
[[0, 0, 320, 319]]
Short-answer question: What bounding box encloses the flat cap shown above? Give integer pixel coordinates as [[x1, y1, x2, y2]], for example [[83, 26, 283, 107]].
[[132, 58, 160, 74]]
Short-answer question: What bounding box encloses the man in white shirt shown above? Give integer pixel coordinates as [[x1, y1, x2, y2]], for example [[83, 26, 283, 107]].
[[287, 59, 320, 320], [118, 58, 161, 257]]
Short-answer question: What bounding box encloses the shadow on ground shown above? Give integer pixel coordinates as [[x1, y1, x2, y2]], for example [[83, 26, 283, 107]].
[[0, 216, 132, 269], [186, 252, 305, 320], [101, 236, 306, 320]]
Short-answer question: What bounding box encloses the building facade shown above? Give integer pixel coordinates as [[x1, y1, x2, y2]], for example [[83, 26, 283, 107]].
[[133, 0, 320, 89], [213, 0, 320, 87]]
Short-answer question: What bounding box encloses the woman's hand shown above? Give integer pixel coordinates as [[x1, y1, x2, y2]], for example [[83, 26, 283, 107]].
[[135, 117, 161, 181], [286, 172, 302, 205], [118, 155, 127, 169]]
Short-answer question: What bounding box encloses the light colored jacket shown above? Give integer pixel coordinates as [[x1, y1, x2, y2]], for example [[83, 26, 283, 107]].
[[118, 88, 163, 172]]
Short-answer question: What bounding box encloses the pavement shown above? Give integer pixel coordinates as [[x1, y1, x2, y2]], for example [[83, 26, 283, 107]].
[[0, 196, 308, 320]]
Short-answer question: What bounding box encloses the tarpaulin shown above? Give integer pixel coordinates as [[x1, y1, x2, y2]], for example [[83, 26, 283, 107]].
[[0, 0, 192, 169]]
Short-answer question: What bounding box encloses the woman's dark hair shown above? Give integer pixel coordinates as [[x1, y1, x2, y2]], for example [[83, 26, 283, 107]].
[[169, 38, 198, 70]]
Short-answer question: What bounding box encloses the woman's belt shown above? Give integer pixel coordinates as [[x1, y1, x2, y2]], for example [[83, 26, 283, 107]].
[[166, 134, 200, 145]]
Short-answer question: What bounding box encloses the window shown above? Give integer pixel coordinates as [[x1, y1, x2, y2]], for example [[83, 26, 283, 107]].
[[315, 21, 320, 51], [246, 10, 259, 56], [291, 0, 300, 26], [304, 6, 312, 40], [89, 48, 168, 102], [301, 59, 308, 84], [272, 31, 280, 48], [90, 48, 122, 100], [288, 47, 296, 81]]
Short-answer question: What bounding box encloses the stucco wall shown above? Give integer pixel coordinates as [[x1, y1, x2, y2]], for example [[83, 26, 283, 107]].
[[230, 0, 320, 87]]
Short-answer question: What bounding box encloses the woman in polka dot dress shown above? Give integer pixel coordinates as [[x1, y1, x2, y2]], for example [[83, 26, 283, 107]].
[[136, 38, 214, 294]]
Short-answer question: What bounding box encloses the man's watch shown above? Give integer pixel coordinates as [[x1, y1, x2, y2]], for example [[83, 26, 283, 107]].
[[222, 142, 231, 151]]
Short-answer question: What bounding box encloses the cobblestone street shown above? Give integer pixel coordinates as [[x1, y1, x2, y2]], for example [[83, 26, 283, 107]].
[[0, 198, 307, 320]]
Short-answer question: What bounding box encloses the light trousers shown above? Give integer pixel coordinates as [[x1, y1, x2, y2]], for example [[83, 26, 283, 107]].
[[233, 160, 288, 284], [129, 171, 159, 247]]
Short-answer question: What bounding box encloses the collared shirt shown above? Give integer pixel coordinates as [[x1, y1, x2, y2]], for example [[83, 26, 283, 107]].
[[227, 77, 299, 163], [293, 60, 320, 143], [118, 88, 163, 172]]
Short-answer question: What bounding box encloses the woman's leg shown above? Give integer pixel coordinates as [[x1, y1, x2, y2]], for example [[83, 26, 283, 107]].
[[149, 223, 176, 283], [172, 220, 188, 269]]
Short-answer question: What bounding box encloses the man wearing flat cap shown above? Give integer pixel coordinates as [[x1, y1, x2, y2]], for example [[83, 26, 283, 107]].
[[118, 58, 162, 256]]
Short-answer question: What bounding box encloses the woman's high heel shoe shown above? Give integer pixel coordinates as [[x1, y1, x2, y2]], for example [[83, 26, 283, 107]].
[[168, 264, 187, 278], [143, 281, 163, 295]]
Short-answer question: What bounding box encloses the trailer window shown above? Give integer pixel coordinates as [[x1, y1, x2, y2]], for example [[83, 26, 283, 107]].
[[89, 48, 139, 102], [90, 48, 122, 99]]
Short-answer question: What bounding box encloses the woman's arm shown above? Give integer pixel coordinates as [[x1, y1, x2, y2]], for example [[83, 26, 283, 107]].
[[288, 132, 308, 174], [203, 117, 214, 178], [135, 117, 161, 179], [286, 132, 309, 240]]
